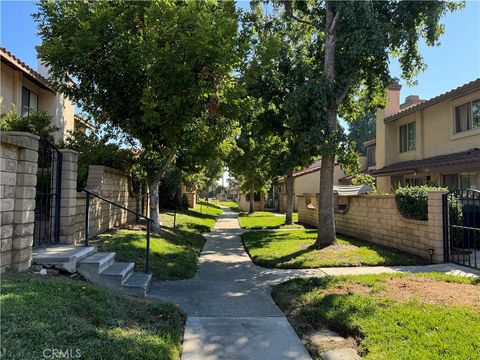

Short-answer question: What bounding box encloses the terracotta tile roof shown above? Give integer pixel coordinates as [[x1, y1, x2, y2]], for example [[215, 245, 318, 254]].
[[371, 148, 480, 177], [384, 78, 480, 123], [293, 165, 321, 178], [363, 139, 376, 147], [0, 47, 54, 92], [74, 114, 96, 130]]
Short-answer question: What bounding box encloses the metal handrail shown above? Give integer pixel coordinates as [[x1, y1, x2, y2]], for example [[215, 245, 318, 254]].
[[81, 189, 153, 274]]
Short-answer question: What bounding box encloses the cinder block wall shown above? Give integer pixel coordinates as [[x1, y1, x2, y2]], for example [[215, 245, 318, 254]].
[[73, 165, 137, 241], [297, 191, 446, 262], [0, 131, 39, 272]]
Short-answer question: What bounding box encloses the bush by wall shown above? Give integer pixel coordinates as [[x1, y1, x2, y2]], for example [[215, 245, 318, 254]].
[[351, 173, 376, 194], [394, 186, 444, 220]]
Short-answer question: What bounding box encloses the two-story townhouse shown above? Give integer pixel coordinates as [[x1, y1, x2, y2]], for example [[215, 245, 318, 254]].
[[372, 79, 480, 192], [0, 47, 77, 142]]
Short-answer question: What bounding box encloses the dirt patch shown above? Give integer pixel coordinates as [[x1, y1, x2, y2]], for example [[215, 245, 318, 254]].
[[380, 277, 480, 310]]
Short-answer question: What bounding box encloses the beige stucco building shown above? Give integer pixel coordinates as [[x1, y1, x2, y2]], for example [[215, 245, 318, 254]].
[[1, 47, 76, 142], [276, 157, 367, 211], [373, 79, 480, 193]]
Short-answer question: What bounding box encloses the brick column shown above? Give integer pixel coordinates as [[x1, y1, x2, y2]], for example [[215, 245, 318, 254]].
[[58, 149, 79, 244], [427, 190, 448, 263], [1, 132, 39, 271]]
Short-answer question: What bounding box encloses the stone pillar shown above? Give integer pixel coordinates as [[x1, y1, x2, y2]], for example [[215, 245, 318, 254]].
[[58, 149, 79, 244], [1, 131, 39, 272], [427, 190, 448, 263]]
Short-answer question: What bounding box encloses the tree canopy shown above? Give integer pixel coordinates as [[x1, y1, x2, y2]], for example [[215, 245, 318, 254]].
[[35, 0, 245, 231]]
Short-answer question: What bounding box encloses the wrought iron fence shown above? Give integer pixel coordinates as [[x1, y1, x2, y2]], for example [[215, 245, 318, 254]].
[[443, 189, 480, 269], [33, 140, 62, 247]]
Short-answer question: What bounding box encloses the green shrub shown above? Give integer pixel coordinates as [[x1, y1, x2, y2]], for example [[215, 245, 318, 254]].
[[351, 173, 376, 194], [60, 129, 137, 189], [1, 107, 58, 144], [395, 186, 444, 220]]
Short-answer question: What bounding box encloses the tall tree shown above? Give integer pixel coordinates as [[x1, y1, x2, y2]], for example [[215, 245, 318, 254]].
[[242, 4, 316, 224], [348, 112, 376, 153], [279, 0, 460, 248], [35, 0, 243, 231]]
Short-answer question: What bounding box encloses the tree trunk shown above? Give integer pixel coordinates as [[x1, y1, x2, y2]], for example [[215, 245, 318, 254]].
[[249, 181, 255, 213], [313, 1, 338, 248], [148, 179, 161, 233], [285, 168, 294, 225]]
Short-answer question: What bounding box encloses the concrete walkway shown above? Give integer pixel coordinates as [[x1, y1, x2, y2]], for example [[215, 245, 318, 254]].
[[149, 207, 312, 360], [148, 207, 479, 360]]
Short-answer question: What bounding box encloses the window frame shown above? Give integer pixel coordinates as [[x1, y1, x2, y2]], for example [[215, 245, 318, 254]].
[[366, 146, 376, 167], [454, 99, 480, 134], [399, 121, 416, 153], [21, 86, 38, 116]]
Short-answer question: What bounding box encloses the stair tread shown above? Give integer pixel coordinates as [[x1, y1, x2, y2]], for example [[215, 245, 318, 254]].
[[123, 272, 152, 289], [100, 262, 134, 277], [80, 252, 115, 264]]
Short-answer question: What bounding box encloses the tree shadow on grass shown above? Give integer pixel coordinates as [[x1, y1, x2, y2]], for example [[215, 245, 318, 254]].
[[1, 271, 184, 359]]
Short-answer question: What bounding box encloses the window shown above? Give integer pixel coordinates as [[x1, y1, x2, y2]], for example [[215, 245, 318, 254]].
[[21, 87, 38, 116], [443, 172, 479, 190], [405, 178, 424, 187], [367, 146, 376, 166], [443, 174, 459, 190], [400, 121, 416, 152], [455, 99, 480, 133]]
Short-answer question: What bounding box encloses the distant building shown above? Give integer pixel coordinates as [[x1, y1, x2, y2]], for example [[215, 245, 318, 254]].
[[276, 157, 367, 212]]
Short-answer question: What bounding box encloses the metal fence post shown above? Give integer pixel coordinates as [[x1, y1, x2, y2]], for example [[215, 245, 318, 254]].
[[53, 150, 62, 243], [173, 207, 177, 228], [145, 220, 150, 273], [85, 192, 90, 247]]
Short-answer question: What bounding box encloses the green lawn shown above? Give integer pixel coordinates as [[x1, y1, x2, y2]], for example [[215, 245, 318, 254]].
[[238, 211, 302, 229], [1, 271, 184, 360], [94, 201, 223, 280], [272, 273, 480, 359], [212, 200, 239, 212], [161, 201, 222, 233], [242, 230, 420, 268], [95, 228, 205, 280]]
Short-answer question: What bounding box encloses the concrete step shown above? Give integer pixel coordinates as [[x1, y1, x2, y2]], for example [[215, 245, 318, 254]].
[[78, 252, 116, 274], [122, 272, 153, 296], [99, 262, 135, 287], [33, 245, 97, 273]]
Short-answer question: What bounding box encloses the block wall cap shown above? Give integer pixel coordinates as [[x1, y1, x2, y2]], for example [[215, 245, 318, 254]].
[[58, 148, 79, 155]]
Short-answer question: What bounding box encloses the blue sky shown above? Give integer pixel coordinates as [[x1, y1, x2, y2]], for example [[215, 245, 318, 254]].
[[2, 0, 479, 105]]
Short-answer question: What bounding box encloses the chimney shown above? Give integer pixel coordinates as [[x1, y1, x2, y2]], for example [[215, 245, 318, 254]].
[[401, 95, 424, 110], [385, 82, 402, 117]]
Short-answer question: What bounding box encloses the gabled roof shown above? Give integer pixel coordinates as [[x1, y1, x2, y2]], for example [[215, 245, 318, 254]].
[[0, 47, 55, 92], [384, 78, 480, 123], [371, 148, 480, 177]]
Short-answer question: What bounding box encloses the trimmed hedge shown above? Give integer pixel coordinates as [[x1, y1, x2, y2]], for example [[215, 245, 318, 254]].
[[394, 186, 444, 220]]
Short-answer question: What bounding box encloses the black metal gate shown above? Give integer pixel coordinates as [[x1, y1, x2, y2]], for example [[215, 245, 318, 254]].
[[443, 189, 480, 269], [33, 140, 62, 247]]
